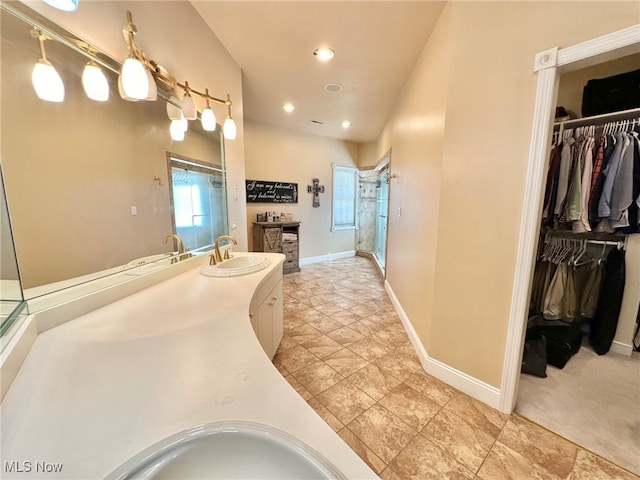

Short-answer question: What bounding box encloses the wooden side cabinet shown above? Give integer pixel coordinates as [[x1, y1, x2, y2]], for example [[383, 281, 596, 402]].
[[252, 221, 300, 274]]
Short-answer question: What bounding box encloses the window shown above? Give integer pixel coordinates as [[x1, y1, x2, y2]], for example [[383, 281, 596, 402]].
[[331, 164, 358, 231]]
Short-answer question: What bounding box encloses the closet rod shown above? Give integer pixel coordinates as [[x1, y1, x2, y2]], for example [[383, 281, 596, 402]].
[[554, 107, 640, 129], [586, 239, 626, 250]]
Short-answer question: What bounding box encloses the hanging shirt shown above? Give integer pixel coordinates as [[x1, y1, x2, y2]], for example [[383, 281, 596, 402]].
[[567, 134, 586, 222], [610, 131, 638, 229], [590, 135, 606, 199], [554, 135, 575, 217], [574, 136, 594, 233], [598, 132, 629, 218], [542, 143, 560, 224], [590, 135, 615, 225]]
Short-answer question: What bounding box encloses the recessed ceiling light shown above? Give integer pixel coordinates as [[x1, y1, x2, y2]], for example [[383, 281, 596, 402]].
[[341, 121, 352, 129], [313, 47, 335, 61], [324, 83, 343, 93], [282, 103, 295, 113]]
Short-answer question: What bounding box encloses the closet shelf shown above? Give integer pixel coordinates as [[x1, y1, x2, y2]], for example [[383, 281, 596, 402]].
[[543, 228, 626, 243], [554, 107, 640, 128]]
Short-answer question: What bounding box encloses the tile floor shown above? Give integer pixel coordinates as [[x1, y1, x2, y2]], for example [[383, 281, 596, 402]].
[[273, 256, 639, 480]]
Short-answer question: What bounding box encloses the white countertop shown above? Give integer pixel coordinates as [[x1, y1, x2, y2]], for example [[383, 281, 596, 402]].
[[0, 253, 377, 479]]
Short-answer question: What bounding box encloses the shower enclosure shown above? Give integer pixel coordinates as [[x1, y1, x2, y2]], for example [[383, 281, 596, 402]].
[[357, 163, 389, 273]]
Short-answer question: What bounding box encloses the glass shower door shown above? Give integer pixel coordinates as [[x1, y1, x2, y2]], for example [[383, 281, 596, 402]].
[[169, 157, 228, 252], [374, 168, 389, 269]]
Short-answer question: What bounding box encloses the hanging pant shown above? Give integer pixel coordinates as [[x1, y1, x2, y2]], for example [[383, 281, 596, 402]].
[[589, 248, 626, 355]]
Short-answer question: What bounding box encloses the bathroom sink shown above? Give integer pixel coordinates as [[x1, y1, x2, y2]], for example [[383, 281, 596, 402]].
[[106, 421, 346, 480], [200, 254, 270, 277]]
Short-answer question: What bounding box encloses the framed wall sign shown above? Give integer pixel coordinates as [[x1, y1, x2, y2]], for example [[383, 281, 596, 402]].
[[246, 180, 298, 204]]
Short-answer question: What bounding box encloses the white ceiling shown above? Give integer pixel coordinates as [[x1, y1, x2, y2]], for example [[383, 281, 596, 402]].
[[192, 1, 446, 143]]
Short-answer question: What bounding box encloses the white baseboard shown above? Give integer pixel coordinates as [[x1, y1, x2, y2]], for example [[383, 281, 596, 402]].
[[299, 250, 355, 266], [384, 280, 502, 411], [610, 340, 634, 357]]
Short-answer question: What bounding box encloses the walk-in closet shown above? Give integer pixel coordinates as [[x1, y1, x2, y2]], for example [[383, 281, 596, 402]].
[[516, 53, 640, 475]]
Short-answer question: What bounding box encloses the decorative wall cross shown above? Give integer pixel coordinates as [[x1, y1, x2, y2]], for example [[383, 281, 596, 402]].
[[307, 178, 325, 208]]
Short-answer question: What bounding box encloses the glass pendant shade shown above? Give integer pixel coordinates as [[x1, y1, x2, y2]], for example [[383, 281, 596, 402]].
[[117, 75, 138, 102], [82, 62, 109, 102], [223, 117, 237, 140], [171, 113, 188, 133], [166, 96, 182, 120], [170, 120, 185, 141], [182, 92, 197, 120], [32, 59, 65, 102], [178, 115, 188, 132], [42, 0, 79, 12], [120, 56, 149, 100], [201, 107, 217, 131], [144, 68, 157, 101]]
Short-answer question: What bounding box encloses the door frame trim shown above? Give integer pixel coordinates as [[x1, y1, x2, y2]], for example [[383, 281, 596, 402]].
[[499, 24, 640, 413]]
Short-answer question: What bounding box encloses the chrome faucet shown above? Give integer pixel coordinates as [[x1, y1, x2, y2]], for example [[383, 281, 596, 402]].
[[163, 234, 191, 263], [214, 235, 238, 263]]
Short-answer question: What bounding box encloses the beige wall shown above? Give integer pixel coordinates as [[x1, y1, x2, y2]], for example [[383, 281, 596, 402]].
[[357, 142, 380, 169], [6, 1, 247, 287], [375, 5, 453, 345], [375, 1, 639, 387], [244, 120, 358, 259]]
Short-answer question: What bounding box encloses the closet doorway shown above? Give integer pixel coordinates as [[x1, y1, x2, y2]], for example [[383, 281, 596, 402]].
[[502, 26, 640, 475]]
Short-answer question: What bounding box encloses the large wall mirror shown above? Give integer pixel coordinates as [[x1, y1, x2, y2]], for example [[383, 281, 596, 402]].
[[0, 3, 228, 311]]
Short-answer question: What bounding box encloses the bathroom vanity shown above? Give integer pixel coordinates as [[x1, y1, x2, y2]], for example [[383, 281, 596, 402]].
[[0, 253, 377, 479]]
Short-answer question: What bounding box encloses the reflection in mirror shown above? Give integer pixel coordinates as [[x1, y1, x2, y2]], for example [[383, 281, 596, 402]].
[[0, 4, 228, 305], [0, 165, 26, 337], [167, 155, 228, 252]]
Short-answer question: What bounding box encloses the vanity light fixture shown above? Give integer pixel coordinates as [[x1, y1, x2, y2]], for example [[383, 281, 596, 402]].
[[82, 61, 109, 101], [116, 11, 236, 140], [31, 30, 65, 103], [313, 47, 335, 61], [169, 112, 188, 141], [341, 121, 352, 129], [282, 103, 295, 113], [170, 119, 185, 141], [42, 0, 78, 12], [166, 96, 182, 120], [120, 55, 149, 100], [181, 81, 197, 120], [223, 94, 237, 140], [177, 113, 188, 132], [201, 88, 217, 132], [144, 64, 157, 101], [119, 12, 154, 101]]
